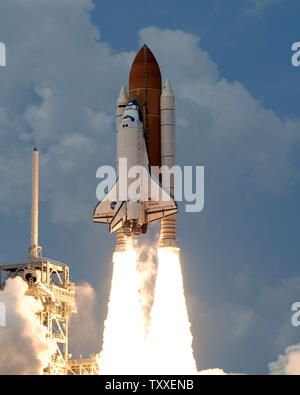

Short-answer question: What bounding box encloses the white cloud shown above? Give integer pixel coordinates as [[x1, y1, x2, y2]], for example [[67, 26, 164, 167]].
[[0, 0, 134, 223], [269, 343, 300, 374], [247, 0, 284, 15], [139, 26, 300, 196]]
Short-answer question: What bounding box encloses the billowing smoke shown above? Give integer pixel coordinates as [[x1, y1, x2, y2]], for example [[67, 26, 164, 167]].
[[199, 369, 227, 375], [135, 242, 158, 335], [269, 344, 300, 375], [0, 277, 56, 375], [69, 282, 100, 359]]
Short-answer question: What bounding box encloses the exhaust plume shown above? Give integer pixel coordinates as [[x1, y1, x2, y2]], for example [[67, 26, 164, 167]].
[[98, 243, 199, 374], [135, 242, 158, 335], [97, 246, 146, 374], [0, 277, 56, 375], [146, 247, 198, 374]]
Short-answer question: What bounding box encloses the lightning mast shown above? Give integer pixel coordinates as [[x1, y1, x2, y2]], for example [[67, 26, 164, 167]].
[[28, 147, 42, 260]]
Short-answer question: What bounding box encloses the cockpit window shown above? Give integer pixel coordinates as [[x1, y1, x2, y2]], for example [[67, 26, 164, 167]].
[[123, 115, 135, 122]]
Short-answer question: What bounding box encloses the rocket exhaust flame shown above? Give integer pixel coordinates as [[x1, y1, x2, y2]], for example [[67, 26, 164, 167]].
[[98, 244, 197, 374], [146, 247, 197, 374], [97, 246, 146, 374]]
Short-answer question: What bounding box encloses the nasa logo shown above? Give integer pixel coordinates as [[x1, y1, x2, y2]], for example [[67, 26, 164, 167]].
[[110, 201, 117, 210]]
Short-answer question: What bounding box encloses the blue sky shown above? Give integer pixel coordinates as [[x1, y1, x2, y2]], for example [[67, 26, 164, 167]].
[[0, 0, 300, 374], [91, 0, 300, 119]]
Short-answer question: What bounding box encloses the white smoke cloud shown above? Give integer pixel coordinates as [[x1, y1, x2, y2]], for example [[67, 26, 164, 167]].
[[0, 277, 56, 375], [135, 240, 158, 334], [199, 368, 228, 375], [199, 368, 245, 375], [69, 282, 101, 359], [269, 344, 300, 375]]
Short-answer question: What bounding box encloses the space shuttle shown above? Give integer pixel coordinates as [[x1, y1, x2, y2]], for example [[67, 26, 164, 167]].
[[94, 45, 178, 249]]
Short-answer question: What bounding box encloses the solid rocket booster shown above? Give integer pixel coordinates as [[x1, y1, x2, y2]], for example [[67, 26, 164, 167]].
[[93, 45, 178, 248], [159, 80, 178, 248]]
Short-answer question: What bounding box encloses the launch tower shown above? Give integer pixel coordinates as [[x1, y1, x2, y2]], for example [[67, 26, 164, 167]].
[[0, 148, 77, 375]]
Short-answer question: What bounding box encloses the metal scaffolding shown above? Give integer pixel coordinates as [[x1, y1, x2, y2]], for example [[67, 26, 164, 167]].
[[0, 257, 77, 375], [68, 357, 100, 375]]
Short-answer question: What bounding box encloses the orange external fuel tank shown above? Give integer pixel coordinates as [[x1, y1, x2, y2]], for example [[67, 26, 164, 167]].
[[129, 45, 162, 168]]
